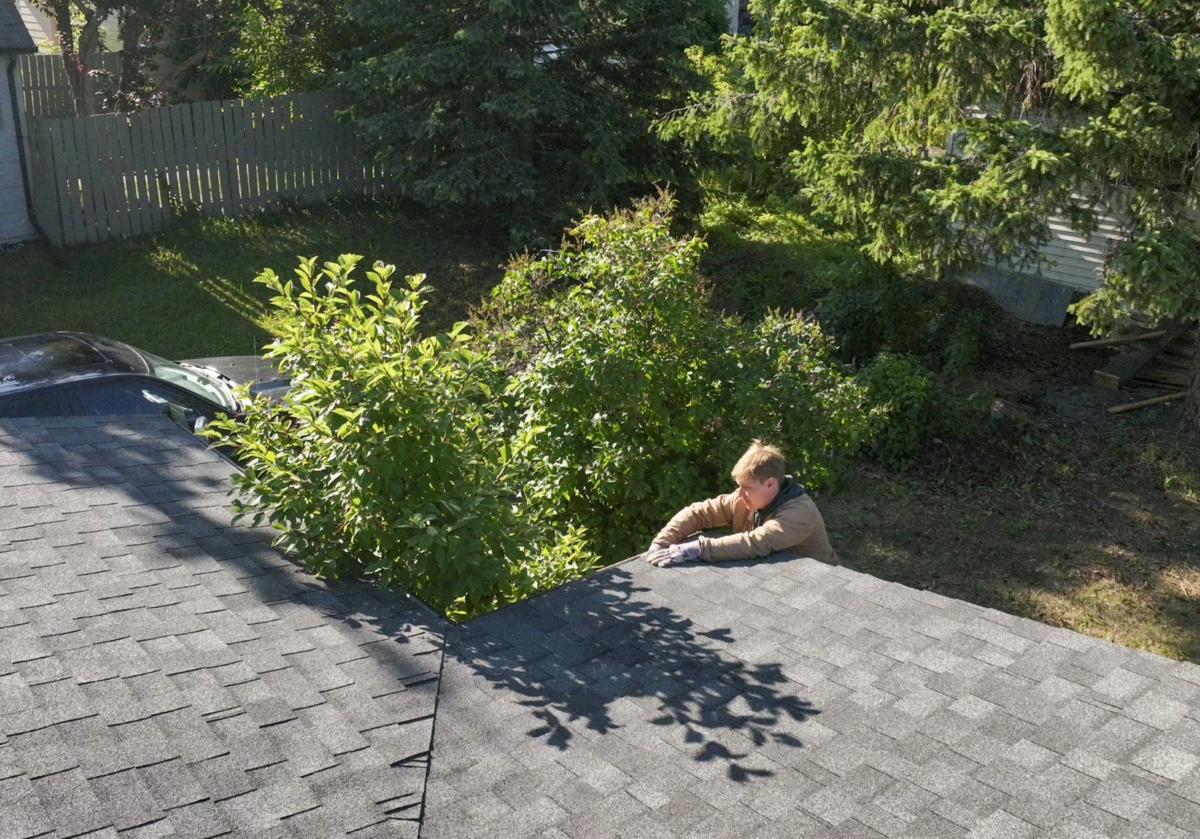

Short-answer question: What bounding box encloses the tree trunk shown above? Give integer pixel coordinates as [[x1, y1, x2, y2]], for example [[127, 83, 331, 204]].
[[40, 0, 104, 116], [116, 12, 148, 110], [74, 7, 104, 115], [1189, 342, 1200, 427], [44, 1, 82, 115]]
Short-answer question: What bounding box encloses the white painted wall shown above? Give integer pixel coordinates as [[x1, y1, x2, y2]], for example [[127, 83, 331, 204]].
[[15, 0, 53, 51], [0, 58, 34, 244]]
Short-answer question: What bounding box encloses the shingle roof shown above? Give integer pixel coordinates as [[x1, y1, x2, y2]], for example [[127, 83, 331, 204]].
[[9, 414, 1200, 839], [425, 550, 1200, 838], [0, 1, 36, 54], [0, 415, 445, 838]]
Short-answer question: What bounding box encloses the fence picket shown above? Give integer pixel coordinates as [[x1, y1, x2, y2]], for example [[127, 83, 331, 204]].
[[264, 97, 280, 203], [54, 120, 83, 245], [226, 99, 246, 213], [281, 97, 295, 200], [242, 98, 256, 207], [179, 103, 199, 206], [194, 101, 214, 209], [173, 104, 195, 207], [158, 102, 181, 215], [117, 114, 138, 238], [202, 101, 224, 216], [126, 108, 151, 235], [193, 102, 209, 206], [254, 97, 272, 207], [96, 115, 124, 240], [20, 54, 122, 119], [137, 109, 163, 233], [30, 120, 62, 245], [321, 91, 340, 194], [312, 92, 331, 200], [300, 92, 320, 203], [238, 98, 256, 208], [123, 110, 145, 236], [77, 118, 101, 242]]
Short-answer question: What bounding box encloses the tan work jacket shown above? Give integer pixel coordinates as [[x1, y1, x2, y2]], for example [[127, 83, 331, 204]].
[[653, 488, 837, 564]]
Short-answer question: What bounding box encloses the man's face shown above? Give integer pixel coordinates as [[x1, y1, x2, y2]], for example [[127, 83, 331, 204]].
[[735, 475, 779, 512]]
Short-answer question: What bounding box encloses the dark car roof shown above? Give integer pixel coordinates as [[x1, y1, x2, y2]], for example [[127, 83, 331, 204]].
[[0, 332, 151, 392]]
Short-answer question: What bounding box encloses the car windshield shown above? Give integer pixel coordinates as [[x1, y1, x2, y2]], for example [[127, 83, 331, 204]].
[[141, 352, 238, 412]]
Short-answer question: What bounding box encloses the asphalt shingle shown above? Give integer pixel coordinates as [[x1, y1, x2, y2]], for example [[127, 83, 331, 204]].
[[0, 416, 444, 838]]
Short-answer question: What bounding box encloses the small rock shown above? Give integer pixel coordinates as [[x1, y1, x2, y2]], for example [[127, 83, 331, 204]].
[[991, 399, 1035, 424]]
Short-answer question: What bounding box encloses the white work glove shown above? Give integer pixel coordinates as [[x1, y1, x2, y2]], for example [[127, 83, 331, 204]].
[[645, 540, 702, 567]]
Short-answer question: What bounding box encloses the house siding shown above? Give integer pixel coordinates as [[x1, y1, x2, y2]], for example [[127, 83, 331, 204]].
[[1035, 210, 1126, 292]]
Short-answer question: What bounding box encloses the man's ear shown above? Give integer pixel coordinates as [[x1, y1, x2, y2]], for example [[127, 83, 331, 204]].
[[765, 477, 779, 492]]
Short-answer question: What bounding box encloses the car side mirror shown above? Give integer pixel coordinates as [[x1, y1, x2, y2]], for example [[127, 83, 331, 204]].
[[164, 402, 206, 434]]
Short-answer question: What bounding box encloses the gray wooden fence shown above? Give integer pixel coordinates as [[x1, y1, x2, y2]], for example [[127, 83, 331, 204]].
[[20, 53, 121, 119], [28, 89, 389, 247]]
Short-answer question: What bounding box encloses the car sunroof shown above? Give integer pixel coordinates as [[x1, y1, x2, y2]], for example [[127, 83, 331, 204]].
[[0, 336, 107, 388]]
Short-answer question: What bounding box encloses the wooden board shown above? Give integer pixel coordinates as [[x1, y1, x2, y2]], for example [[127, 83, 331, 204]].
[[1093, 321, 1194, 390], [1152, 353, 1192, 370], [1136, 368, 1192, 387]]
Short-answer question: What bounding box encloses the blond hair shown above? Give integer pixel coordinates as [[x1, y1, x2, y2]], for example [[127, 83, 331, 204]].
[[731, 439, 786, 484]]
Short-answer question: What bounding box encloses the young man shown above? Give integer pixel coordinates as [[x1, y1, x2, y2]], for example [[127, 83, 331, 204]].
[[645, 440, 838, 567]]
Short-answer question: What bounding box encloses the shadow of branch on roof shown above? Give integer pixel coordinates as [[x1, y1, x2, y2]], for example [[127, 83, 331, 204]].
[[448, 563, 819, 782]]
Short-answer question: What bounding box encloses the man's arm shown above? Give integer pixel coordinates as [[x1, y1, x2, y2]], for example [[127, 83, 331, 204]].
[[651, 493, 738, 548], [698, 500, 817, 562]]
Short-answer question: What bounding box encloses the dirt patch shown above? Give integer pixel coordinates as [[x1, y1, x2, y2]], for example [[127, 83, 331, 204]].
[[824, 308, 1200, 661]]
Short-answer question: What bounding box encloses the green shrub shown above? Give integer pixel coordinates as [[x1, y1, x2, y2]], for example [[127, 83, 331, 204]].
[[817, 272, 994, 374], [205, 197, 877, 616], [479, 195, 875, 561], [696, 194, 869, 318], [856, 353, 935, 470], [203, 255, 597, 620]]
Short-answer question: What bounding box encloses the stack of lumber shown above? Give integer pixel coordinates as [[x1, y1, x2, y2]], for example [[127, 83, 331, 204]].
[[1070, 320, 1196, 414], [1132, 327, 1196, 390], [1074, 319, 1196, 391]]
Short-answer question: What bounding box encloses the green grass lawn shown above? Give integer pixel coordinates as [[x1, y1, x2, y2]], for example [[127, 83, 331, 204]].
[[0, 199, 510, 360]]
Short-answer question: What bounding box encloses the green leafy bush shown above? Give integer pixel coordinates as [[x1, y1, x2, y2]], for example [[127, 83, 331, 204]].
[[817, 270, 998, 469], [479, 195, 875, 560], [203, 255, 597, 620], [856, 352, 935, 470], [206, 197, 876, 616], [817, 272, 994, 374], [696, 194, 870, 318]]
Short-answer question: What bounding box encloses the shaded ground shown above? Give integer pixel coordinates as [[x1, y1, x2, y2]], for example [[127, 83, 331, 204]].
[[825, 315, 1200, 662]]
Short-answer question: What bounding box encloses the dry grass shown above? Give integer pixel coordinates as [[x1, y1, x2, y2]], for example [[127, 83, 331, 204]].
[[823, 318, 1200, 661]]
